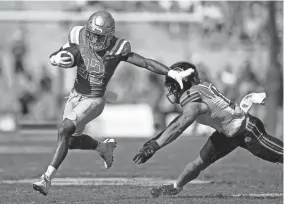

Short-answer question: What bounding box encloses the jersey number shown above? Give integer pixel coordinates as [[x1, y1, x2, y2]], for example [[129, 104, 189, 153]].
[[210, 85, 232, 105], [78, 55, 105, 85]]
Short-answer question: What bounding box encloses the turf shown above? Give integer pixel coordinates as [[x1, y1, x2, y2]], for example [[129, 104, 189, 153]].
[[0, 133, 282, 204]]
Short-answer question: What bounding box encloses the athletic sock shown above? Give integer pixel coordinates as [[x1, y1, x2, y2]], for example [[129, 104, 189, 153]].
[[45, 165, 57, 180], [173, 182, 183, 189], [173, 182, 178, 188]]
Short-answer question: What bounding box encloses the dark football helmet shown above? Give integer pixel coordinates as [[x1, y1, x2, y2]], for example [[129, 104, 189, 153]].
[[86, 11, 115, 52], [165, 61, 200, 104]]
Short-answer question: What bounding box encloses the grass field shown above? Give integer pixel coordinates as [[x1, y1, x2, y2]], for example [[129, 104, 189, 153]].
[[0, 131, 283, 204]]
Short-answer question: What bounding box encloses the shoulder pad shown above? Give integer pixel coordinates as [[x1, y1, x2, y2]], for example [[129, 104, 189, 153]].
[[180, 87, 202, 107], [68, 26, 84, 45], [109, 38, 131, 56], [194, 83, 213, 96]]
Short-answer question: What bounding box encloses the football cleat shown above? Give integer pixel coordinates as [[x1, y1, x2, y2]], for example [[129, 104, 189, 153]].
[[100, 138, 117, 169], [32, 174, 51, 196], [151, 184, 183, 198]]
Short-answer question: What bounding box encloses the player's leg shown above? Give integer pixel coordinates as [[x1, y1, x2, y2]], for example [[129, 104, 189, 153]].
[[242, 114, 283, 164], [68, 134, 114, 157], [151, 131, 239, 198], [68, 134, 99, 150], [33, 94, 115, 196], [67, 96, 117, 168], [50, 119, 76, 168], [33, 94, 78, 196], [33, 120, 75, 196], [176, 131, 239, 187]]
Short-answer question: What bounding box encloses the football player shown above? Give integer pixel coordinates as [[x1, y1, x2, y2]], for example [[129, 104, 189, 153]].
[[32, 11, 192, 196], [133, 61, 283, 198]]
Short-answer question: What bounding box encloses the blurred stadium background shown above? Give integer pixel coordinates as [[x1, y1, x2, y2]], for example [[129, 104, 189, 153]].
[[0, 0, 282, 137], [0, 1, 283, 204]]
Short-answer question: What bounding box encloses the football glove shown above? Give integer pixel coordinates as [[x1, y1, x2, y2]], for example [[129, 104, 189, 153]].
[[50, 50, 74, 68], [240, 92, 266, 113], [133, 140, 160, 164], [167, 68, 195, 90]]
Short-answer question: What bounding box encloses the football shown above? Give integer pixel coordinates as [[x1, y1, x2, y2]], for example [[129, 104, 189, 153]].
[[62, 43, 81, 65]]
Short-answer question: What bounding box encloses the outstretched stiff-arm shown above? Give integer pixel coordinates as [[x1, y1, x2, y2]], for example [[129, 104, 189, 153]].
[[120, 42, 191, 89], [123, 52, 170, 75]]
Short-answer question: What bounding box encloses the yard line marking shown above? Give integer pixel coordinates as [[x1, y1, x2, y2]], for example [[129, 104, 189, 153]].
[[231, 193, 283, 198], [1, 177, 212, 186]]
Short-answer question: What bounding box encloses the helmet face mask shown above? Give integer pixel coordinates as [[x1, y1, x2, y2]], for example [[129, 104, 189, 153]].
[[86, 29, 113, 51], [166, 82, 182, 104], [86, 11, 115, 52], [165, 69, 183, 104]]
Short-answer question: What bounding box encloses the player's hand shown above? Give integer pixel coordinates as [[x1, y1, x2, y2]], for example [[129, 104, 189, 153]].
[[50, 51, 74, 68], [167, 68, 195, 89], [133, 140, 160, 164], [240, 92, 266, 113]]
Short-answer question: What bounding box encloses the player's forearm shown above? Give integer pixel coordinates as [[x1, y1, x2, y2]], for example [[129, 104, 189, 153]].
[[124, 52, 170, 75], [156, 116, 185, 148], [144, 58, 170, 75], [157, 124, 183, 148], [156, 114, 195, 148]]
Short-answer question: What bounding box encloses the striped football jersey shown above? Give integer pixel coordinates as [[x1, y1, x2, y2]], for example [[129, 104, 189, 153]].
[[68, 26, 131, 97], [180, 82, 246, 137]]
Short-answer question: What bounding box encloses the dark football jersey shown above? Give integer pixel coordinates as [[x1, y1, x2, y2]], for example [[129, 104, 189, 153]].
[[68, 26, 131, 97], [180, 82, 246, 137]]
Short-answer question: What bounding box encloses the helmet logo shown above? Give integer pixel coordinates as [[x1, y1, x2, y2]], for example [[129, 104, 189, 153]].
[[95, 16, 105, 26]]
